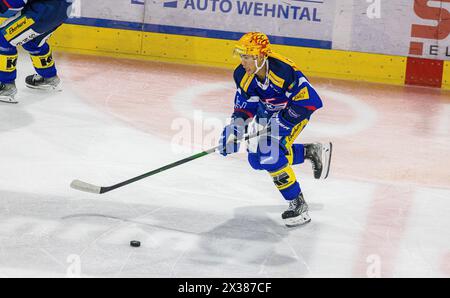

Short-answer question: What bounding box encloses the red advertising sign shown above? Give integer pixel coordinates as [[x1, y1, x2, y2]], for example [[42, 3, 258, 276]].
[[409, 0, 450, 58]]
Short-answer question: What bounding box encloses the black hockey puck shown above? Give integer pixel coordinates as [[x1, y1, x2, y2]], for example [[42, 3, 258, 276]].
[[130, 240, 141, 247]]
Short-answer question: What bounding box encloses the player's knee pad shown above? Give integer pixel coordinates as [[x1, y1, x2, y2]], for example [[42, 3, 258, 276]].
[[247, 147, 288, 172], [260, 150, 288, 172], [248, 136, 288, 171]]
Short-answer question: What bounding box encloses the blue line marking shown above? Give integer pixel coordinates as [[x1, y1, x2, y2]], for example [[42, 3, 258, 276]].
[[163, 1, 178, 8], [64, 17, 332, 50], [292, 0, 324, 3]]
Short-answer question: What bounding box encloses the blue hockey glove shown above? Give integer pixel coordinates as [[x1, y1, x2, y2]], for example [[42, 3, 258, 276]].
[[218, 123, 245, 156]]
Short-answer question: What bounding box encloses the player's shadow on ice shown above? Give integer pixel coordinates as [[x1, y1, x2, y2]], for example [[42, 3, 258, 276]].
[[0, 89, 60, 132], [189, 203, 323, 271], [0, 103, 33, 132], [63, 202, 323, 271]]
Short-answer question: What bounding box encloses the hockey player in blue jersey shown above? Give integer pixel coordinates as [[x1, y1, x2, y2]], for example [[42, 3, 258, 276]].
[[0, 0, 72, 103], [218, 32, 332, 227]]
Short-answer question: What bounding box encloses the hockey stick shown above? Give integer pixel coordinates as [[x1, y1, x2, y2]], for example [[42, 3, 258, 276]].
[[70, 127, 269, 194]]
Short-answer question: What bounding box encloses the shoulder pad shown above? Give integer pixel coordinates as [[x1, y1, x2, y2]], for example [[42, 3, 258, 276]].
[[268, 53, 297, 89]]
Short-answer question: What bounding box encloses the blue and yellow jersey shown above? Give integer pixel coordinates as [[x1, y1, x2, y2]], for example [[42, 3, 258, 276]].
[[0, 0, 29, 13], [232, 52, 323, 121]]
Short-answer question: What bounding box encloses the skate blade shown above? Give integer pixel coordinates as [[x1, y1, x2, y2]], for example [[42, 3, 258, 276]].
[[26, 83, 62, 92], [320, 142, 332, 179], [0, 96, 18, 104], [284, 213, 311, 227]]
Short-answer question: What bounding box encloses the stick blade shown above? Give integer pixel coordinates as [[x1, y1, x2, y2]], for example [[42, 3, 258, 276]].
[[70, 179, 102, 194]]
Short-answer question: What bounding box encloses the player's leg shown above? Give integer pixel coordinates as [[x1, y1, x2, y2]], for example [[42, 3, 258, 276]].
[[15, 0, 71, 89], [282, 117, 309, 166], [22, 35, 60, 90], [248, 136, 310, 227], [283, 107, 333, 179], [269, 164, 311, 227], [0, 14, 21, 103]]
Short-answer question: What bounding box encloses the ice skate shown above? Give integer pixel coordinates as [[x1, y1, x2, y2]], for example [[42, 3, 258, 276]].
[[0, 82, 18, 104], [282, 193, 311, 227], [304, 142, 332, 179], [25, 74, 61, 91]]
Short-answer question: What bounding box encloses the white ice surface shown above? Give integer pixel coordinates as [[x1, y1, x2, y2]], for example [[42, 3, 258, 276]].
[[0, 56, 448, 278]]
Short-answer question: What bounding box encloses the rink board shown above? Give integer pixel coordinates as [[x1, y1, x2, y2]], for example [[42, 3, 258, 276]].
[[1, 7, 449, 88], [49, 23, 408, 86], [65, 0, 450, 61], [444, 61, 450, 90]]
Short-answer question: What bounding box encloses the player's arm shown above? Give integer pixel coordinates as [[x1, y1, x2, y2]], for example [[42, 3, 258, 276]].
[[285, 70, 322, 111], [0, 0, 28, 13], [218, 67, 259, 156], [271, 71, 321, 136], [231, 87, 258, 120], [231, 67, 258, 122], [230, 67, 259, 136]]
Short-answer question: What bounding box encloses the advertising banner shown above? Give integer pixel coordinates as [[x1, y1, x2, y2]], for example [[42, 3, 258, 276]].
[[143, 0, 336, 49], [13, 0, 446, 60], [341, 0, 450, 60], [68, 0, 145, 27], [408, 0, 450, 60]]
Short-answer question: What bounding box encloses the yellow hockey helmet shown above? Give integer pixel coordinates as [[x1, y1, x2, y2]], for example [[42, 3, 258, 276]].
[[234, 32, 272, 57]]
